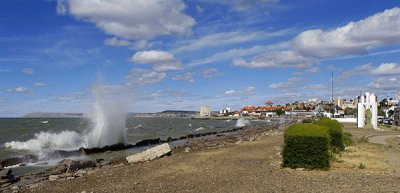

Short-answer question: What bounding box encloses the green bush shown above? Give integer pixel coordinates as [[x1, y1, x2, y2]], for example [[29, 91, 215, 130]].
[[283, 123, 331, 169], [343, 132, 353, 146], [302, 119, 313, 123], [315, 118, 345, 152]]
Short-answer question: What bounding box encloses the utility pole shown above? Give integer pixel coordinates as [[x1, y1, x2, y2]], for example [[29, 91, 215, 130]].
[[331, 72, 334, 103]]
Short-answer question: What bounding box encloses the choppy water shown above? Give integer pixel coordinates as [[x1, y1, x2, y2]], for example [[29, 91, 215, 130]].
[[0, 117, 275, 163]]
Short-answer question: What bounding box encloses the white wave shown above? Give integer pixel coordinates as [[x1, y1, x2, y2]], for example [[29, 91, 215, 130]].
[[235, 118, 251, 127], [194, 127, 205, 131], [4, 130, 86, 152]]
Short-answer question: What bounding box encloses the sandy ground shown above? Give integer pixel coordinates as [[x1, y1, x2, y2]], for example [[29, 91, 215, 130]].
[[16, 124, 400, 193]]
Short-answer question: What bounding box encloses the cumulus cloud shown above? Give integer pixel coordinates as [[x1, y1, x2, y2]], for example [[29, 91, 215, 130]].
[[6, 86, 31, 93], [126, 68, 166, 85], [171, 72, 195, 82], [132, 50, 175, 64], [224, 86, 255, 96], [131, 50, 182, 72], [22, 68, 34, 74], [57, 0, 195, 41], [293, 7, 400, 58], [235, 7, 400, 70], [338, 62, 400, 80], [33, 82, 47, 87], [104, 37, 131, 47]]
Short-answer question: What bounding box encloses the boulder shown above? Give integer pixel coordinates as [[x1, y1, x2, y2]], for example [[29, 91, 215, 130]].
[[0, 169, 11, 179], [50, 159, 98, 174], [126, 143, 171, 164]]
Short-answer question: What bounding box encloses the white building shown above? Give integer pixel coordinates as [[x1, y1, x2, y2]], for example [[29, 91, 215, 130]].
[[200, 106, 211, 117], [357, 92, 378, 130]]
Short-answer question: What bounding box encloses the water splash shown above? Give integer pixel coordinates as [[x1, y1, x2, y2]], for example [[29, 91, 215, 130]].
[[235, 118, 251, 127], [86, 84, 128, 148]]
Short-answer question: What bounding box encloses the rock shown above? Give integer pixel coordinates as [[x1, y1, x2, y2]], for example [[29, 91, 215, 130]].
[[296, 168, 305, 171], [0, 164, 3, 171], [75, 170, 86, 177], [0, 168, 11, 179], [48, 175, 61, 181], [184, 147, 191, 153], [51, 159, 98, 174], [235, 139, 243, 144], [126, 143, 171, 164], [66, 177, 75, 180]]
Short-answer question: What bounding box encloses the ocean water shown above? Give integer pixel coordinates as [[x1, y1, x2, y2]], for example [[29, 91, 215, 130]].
[[0, 117, 275, 164]]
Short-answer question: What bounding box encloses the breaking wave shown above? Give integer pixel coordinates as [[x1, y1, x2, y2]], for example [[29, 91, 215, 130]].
[[5, 130, 87, 152]]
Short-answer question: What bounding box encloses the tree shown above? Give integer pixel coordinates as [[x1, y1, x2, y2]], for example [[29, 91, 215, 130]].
[[344, 107, 357, 116], [274, 109, 285, 116]]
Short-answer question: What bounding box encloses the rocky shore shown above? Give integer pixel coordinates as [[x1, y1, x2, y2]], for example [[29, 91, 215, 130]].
[[2, 123, 400, 192]]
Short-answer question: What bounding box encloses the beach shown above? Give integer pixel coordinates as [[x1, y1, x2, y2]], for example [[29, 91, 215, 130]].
[[3, 124, 398, 193]]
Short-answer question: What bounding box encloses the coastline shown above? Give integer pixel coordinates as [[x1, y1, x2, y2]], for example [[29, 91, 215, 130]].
[[2, 123, 400, 192]]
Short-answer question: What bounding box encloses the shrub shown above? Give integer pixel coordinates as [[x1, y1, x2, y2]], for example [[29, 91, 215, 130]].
[[315, 118, 345, 152], [302, 119, 313, 123], [283, 123, 331, 169], [343, 132, 353, 146]]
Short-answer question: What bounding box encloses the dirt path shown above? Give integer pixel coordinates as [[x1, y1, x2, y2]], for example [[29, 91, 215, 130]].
[[368, 135, 400, 145]]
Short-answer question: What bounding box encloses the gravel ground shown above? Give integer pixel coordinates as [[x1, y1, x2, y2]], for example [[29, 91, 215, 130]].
[[14, 125, 400, 193]]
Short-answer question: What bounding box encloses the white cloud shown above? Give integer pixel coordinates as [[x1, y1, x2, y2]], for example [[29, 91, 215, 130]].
[[214, 0, 279, 12], [371, 63, 400, 75], [293, 7, 400, 58], [131, 50, 182, 72], [104, 37, 131, 47], [201, 68, 224, 78], [368, 77, 400, 91], [22, 68, 34, 74], [189, 41, 290, 67], [172, 72, 195, 82], [269, 77, 302, 89], [233, 50, 315, 69], [224, 90, 237, 96], [126, 68, 166, 85], [173, 30, 289, 54], [6, 86, 31, 93], [152, 62, 183, 72], [196, 5, 204, 13], [151, 89, 191, 98], [57, 0, 195, 40], [303, 84, 326, 90], [224, 86, 255, 96], [338, 62, 400, 80], [131, 50, 175, 64], [33, 82, 47, 87], [236, 7, 400, 69]]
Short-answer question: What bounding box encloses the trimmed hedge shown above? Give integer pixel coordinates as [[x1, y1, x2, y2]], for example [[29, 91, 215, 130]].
[[315, 118, 345, 152], [283, 123, 331, 169]]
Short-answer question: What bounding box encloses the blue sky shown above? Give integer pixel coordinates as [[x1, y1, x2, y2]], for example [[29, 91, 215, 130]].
[[1, 0, 400, 116]]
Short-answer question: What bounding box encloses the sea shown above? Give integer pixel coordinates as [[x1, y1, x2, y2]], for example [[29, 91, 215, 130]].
[[0, 117, 277, 172]]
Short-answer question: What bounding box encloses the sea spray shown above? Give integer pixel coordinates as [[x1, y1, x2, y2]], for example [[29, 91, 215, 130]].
[[235, 118, 251, 127], [86, 84, 128, 148], [4, 83, 131, 159]]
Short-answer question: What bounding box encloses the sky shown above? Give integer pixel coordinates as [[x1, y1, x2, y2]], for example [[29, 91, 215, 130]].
[[1, 0, 400, 117]]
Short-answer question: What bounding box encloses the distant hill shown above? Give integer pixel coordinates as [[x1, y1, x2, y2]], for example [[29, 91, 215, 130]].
[[24, 112, 85, 118]]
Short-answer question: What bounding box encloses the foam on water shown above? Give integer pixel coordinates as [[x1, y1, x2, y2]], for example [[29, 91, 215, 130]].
[[235, 118, 251, 127], [4, 131, 85, 152]]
